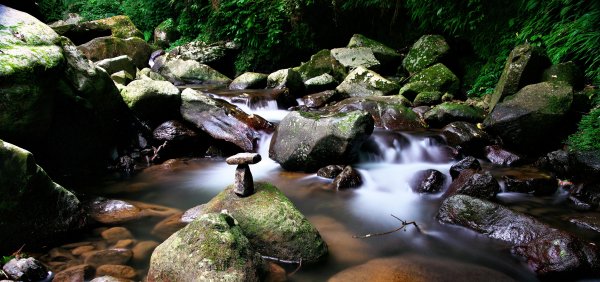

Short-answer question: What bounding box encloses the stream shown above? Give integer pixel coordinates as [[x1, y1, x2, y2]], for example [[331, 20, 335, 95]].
[[64, 87, 599, 281]]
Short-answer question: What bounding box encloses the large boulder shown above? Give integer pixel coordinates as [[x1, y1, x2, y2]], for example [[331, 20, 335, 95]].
[[153, 18, 179, 49], [405, 63, 459, 95], [0, 5, 135, 177], [328, 96, 424, 131], [424, 102, 486, 128], [147, 212, 265, 282], [269, 110, 374, 171], [181, 89, 272, 151], [168, 40, 238, 77], [331, 47, 380, 70], [483, 82, 573, 154], [77, 36, 153, 69], [293, 49, 347, 82], [542, 61, 584, 90], [438, 195, 600, 278], [52, 15, 143, 45], [336, 67, 399, 97], [121, 80, 181, 125], [446, 170, 500, 200], [266, 68, 305, 97], [229, 72, 268, 90], [0, 140, 85, 253], [95, 55, 136, 76], [304, 73, 338, 93], [152, 56, 232, 85], [489, 44, 551, 111], [347, 34, 401, 72], [198, 183, 328, 263], [442, 121, 492, 155], [402, 34, 450, 74]]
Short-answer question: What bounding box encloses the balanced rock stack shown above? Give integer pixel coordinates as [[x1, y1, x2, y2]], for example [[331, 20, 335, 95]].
[[226, 153, 262, 197]]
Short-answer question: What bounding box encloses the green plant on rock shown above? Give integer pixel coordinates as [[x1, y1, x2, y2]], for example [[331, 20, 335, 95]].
[[567, 107, 600, 152]]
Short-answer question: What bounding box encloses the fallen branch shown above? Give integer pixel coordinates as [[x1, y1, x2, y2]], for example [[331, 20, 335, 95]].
[[353, 214, 422, 239], [261, 256, 303, 277]]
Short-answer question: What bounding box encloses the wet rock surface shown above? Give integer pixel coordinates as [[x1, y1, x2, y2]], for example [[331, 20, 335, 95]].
[[442, 121, 492, 156], [446, 169, 500, 200], [336, 67, 399, 97], [449, 156, 482, 179], [2, 258, 48, 281], [330, 166, 363, 190], [502, 173, 557, 196], [411, 169, 446, 194], [485, 145, 522, 166], [317, 165, 345, 179]]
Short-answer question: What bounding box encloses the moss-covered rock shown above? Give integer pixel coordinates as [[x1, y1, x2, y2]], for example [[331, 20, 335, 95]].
[[424, 102, 486, 128], [489, 44, 551, 111], [293, 49, 346, 82], [153, 56, 232, 85], [77, 36, 153, 69], [408, 63, 459, 95], [147, 212, 264, 282], [121, 80, 180, 125], [266, 68, 305, 97], [484, 82, 573, 154], [110, 70, 134, 85], [229, 72, 268, 90], [52, 15, 143, 46], [199, 183, 328, 263], [347, 34, 401, 70], [0, 140, 85, 253], [153, 18, 179, 49], [413, 91, 443, 107], [331, 47, 380, 70], [542, 61, 584, 90], [95, 55, 136, 76], [269, 110, 374, 171], [137, 67, 166, 81], [304, 73, 338, 93], [336, 67, 399, 97], [402, 35, 450, 74], [328, 96, 424, 131]]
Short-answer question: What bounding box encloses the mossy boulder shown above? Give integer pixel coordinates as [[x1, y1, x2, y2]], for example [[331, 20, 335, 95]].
[[336, 67, 399, 97], [52, 15, 143, 45], [110, 70, 134, 85], [269, 110, 374, 171], [153, 56, 232, 85], [0, 140, 85, 253], [168, 40, 238, 77], [347, 34, 401, 71], [137, 67, 166, 81], [489, 44, 551, 111], [402, 35, 450, 74], [1, 5, 135, 177], [328, 96, 424, 131], [121, 80, 181, 125], [331, 47, 380, 70], [153, 18, 179, 49], [147, 212, 264, 282], [77, 36, 153, 69], [266, 68, 305, 97], [414, 91, 443, 106], [304, 73, 338, 93], [408, 63, 459, 95], [229, 72, 268, 90], [95, 55, 136, 76], [542, 61, 584, 90], [199, 183, 328, 263], [484, 82, 573, 154], [424, 102, 486, 128], [293, 49, 347, 82]]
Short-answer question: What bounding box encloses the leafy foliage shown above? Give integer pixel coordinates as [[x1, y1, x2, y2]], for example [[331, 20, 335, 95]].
[[567, 106, 600, 152]]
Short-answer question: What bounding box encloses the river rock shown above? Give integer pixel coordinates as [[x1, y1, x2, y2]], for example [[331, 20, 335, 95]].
[[503, 174, 557, 196], [330, 166, 363, 190], [151, 212, 187, 240], [78, 36, 152, 69], [424, 102, 486, 128], [449, 156, 482, 179], [403, 35, 450, 74], [168, 40, 238, 76], [137, 67, 166, 81], [2, 258, 48, 281], [101, 227, 134, 243], [53, 264, 95, 282], [151, 120, 206, 161], [121, 79, 181, 125], [413, 91, 443, 106], [328, 96, 423, 131], [1, 5, 135, 177], [331, 47, 380, 70], [484, 145, 522, 166], [0, 140, 85, 253], [411, 169, 446, 194], [90, 276, 134, 282], [317, 165, 345, 179], [153, 120, 199, 142], [96, 265, 136, 280], [406, 63, 459, 96], [484, 82, 573, 154], [181, 88, 272, 151], [442, 121, 492, 155], [438, 195, 600, 278], [111, 70, 134, 86], [336, 67, 399, 97], [267, 68, 305, 97], [570, 150, 600, 182], [534, 150, 571, 179], [303, 90, 348, 109], [152, 56, 232, 85], [305, 73, 338, 93], [489, 44, 551, 111], [95, 55, 136, 76], [570, 182, 600, 208], [153, 18, 179, 49], [446, 169, 500, 200], [329, 254, 515, 282], [147, 213, 265, 282], [542, 61, 584, 90], [347, 34, 401, 72], [89, 198, 142, 224], [52, 15, 143, 45], [568, 214, 600, 233], [229, 72, 269, 90], [132, 240, 160, 263], [269, 110, 374, 171], [293, 49, 347, 82], [84, 249, 132, 268], [198, 183, 328, 263]]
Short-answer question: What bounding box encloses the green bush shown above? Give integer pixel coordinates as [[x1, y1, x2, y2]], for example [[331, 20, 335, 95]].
[[567, 107, 600, 152]]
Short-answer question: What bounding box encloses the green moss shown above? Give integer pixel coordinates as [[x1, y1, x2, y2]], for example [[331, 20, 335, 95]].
[[567, 107, 600, 151]]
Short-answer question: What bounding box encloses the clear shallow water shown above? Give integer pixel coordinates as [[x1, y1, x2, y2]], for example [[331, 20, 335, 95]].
[[86, 88, 598, 281]]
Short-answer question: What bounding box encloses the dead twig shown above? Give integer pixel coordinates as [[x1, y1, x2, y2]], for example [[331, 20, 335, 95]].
[[353, 214, 421, 239], [261, 256, 302, 277]]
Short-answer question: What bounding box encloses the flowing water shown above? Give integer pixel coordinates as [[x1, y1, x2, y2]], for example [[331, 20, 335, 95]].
[[78, 88, 600, 281]]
